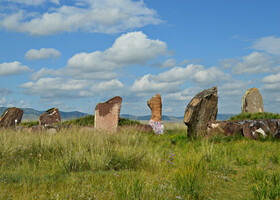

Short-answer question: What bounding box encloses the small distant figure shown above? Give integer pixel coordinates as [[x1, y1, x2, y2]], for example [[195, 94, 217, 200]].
[[147, 93, 164, 135]]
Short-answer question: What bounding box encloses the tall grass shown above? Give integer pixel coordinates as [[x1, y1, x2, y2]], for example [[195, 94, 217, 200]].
[[0, 124, 280, 199], [21, 115, 140, 127]]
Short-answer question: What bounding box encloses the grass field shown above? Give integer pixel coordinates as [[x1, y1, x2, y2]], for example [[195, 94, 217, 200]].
[[0, 122, 280, 199]]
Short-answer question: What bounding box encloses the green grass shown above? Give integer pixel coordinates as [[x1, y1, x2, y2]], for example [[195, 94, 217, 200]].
[[1, 124, 280, 199], [21, 115, 140, 127], [229, 112, 280, 121]]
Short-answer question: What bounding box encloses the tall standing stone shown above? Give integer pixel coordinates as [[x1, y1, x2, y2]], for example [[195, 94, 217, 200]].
[[147, 93, 162, 122], [0, 107, 23, 128], [39, 108, 61, 126], [241, 87, 264, 113], [147, 93, 164, 135], [94, 96, 122, 132], [184, 87, 218, 135]]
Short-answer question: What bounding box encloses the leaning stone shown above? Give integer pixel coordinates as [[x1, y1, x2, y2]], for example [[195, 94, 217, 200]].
[[39, 108, 61, 126], [0, 107, 23, 128], [184, 87, 218, 135], [94, 96, 122, 132], [241, 87, 264, 113]]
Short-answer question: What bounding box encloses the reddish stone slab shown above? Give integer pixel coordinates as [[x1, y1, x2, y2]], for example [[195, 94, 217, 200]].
[[39, 108, 61, 126], [94, 96, 122, 132]]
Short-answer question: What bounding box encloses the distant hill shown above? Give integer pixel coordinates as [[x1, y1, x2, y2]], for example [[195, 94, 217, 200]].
[[120, 113, 234, 122], [121, 114, 183, 122], [0, 107, 89, 121], [0, 107, 234, 122]]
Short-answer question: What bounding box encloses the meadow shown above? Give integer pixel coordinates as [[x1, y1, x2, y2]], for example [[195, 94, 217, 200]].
[[0, 121, 280, 199]]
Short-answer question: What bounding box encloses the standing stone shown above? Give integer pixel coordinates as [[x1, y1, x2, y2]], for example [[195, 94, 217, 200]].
[[147, 93, 164, 135], [147, 93, 162, 122], [39, 108, 61, 126], [0, 107, 23, 128], [184, 87, 218, 135], [94, 96, 122, 132], [241, 87, 264, 113]]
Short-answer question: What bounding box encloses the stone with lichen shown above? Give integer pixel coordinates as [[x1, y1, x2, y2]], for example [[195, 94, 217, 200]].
[[184, 87, 218, 135], [94, 96, 122, 132], [241, 87, 264, 113]]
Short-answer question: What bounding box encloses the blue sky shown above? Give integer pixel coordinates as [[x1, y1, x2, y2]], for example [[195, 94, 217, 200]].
[[0, 0, 280, 116]]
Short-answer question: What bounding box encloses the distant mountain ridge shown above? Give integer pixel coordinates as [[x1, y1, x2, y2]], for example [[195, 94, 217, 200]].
[[0, 107, 234, 122], [0, 107, 89, 121], [121, 114, 234, 121]]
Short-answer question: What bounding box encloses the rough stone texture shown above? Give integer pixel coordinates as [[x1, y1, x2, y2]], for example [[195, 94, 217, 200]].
[[242, 87, 264, 113], [0, 107, 23, 128], [184, 87, 218, 135], [147, 93, 162, 122], [39, 108, 61, 126], [94, 96, 122, 132], [207, 119, 280, 139]]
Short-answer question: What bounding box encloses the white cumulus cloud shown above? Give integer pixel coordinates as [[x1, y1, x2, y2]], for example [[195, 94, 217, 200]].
[[251, 36, 280, 55], [130, 74, 181, 95], [165, 87, 200, 101], [232, 52, 274, 74], [3, 0, 60, 6], [91, 79, 124, 92], [25, 48, 61, 60], [20, 77, 89, 99], [0, 0, 161, 35], [0, 61, 31, 76], [66, 31, 169, 74]]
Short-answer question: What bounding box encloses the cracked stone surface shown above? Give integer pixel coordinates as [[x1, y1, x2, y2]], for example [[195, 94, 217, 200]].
[[184, 87, 218, 135]]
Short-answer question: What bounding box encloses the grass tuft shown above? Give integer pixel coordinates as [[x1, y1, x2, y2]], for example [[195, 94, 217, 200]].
[[229, 112, 280, 121]]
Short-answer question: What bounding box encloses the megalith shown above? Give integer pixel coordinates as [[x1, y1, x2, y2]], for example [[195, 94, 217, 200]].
[[39, 108, 61, 126], [147, 93, 164, 135], [241, 87, 264, 113], [184, 86, 218, 135], [94, 96, 122, 132], [0, 107, 23, 128]]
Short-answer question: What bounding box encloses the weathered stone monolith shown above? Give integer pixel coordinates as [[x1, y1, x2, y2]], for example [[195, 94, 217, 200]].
[[0, 107, 23, 128], [184, 86, 218, 135], [241, 87, 264, 113], [94, 96, 122, 132], [39, 108, 61, 126], [147, 93, 164, 135], [147, 93, 162, 122]]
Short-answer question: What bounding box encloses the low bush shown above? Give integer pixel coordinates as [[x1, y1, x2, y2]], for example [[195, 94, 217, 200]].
[[229, 112, 280, 121]]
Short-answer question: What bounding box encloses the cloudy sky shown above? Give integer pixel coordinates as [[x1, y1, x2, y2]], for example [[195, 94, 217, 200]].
[[0, 0, 280, 116]]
